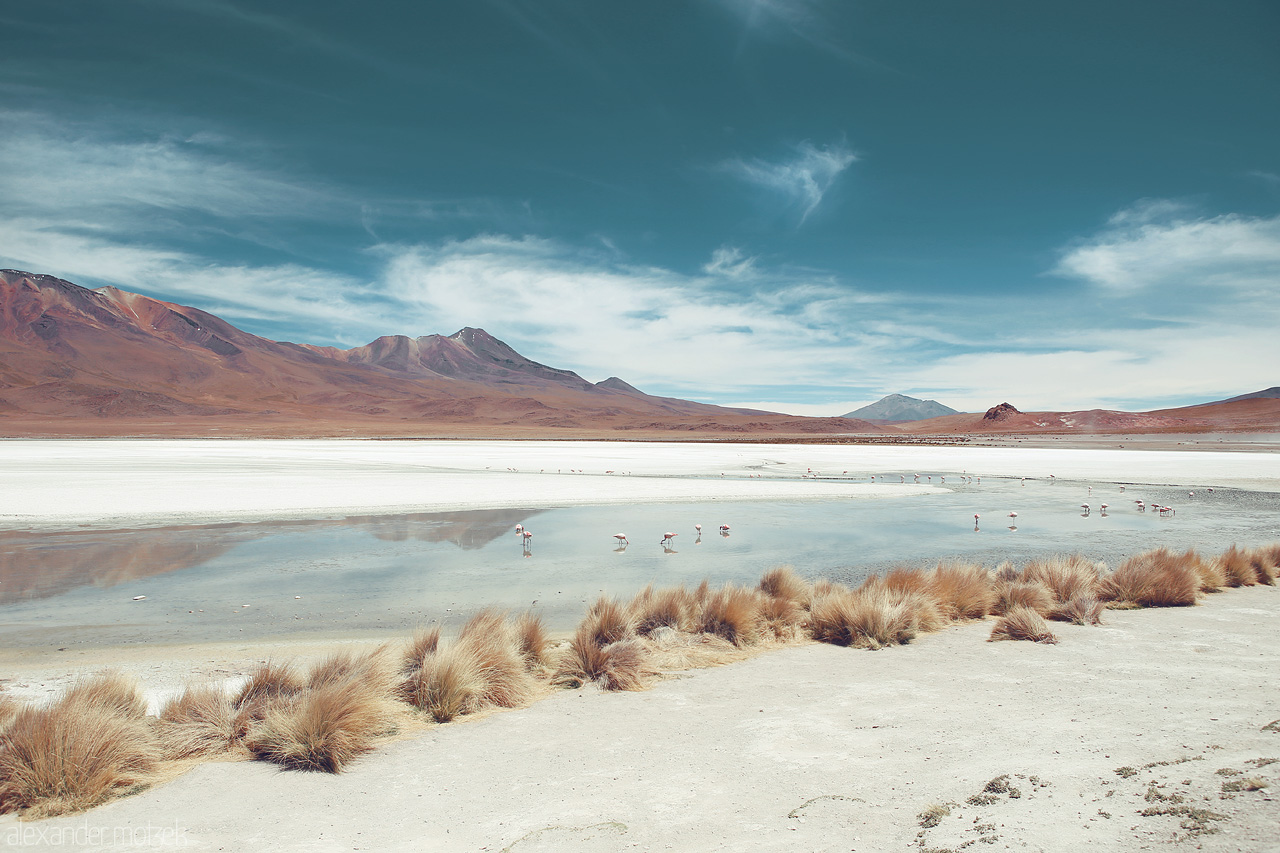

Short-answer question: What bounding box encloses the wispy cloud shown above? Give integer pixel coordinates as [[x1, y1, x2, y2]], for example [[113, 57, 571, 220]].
[[703, 245, 758, 279], [722, 140, 857, 224], [1053, 200, 1280, 292], [713, 0, 887, 69]]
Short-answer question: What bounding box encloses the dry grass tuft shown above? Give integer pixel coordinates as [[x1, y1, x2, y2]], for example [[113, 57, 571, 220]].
[[759, 594, 806, 638], [928, 561, 996, 620], [989, 606, 1058, 644], [810, 578, 844, 604], [400, 642, 485, 722], [583, 596, 634, 647], [0, 676, 158, 816], [759, 565, 811, 606], [309, 648, 392, 693], [514, 611, 551, 669], [157, 685, 239, 760], [1184, 549, 1226, 592], [235, 660, 304, 712], [460, 618, 538, 710], [0, 693, 18, 734], [62, 671, 147, 720], [1050, 594, 1104, 625], [1099, 548, 1199, 607], [402, 626, 441, 675], [809, 587, 920, 650], [1246, 548, 1277, 586], [631, 585, 692, 636], [695, 585, 764, 646], [992, 580, 1054, 617], [1218, 546, 1258, 587], [245, 678, 395, 772], [993, 561, 1019, 582], [1023, 554, 1099, 603], [554, 628, 653, 691], [883, 566, 931, 595]]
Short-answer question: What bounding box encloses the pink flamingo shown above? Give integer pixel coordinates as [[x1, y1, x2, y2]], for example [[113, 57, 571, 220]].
[[695, 524, 702, 534], [1159, 505, 1175, 517], [613, 533, 628, 545], [515, 524, 524, 535], [660, 532, 678, 545]]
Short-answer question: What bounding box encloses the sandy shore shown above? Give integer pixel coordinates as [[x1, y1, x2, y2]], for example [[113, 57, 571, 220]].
[[2, 587, 1278, 852]]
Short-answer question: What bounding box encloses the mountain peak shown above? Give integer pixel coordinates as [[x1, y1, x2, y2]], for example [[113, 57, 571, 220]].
[[842, 393, 957, 422], [596, 376, 642, 394]]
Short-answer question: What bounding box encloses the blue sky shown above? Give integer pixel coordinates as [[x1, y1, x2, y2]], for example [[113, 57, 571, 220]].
[[1, 1, 1278, 414]]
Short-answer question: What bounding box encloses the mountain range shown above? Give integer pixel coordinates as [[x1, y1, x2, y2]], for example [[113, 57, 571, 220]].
[[0, 270, 873, 437], [1, 269, 1276, 438]]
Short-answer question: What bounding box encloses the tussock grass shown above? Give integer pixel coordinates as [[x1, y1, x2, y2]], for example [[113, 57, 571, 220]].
[[927, 561, 995, 620], [403, 626, 441, 675], [1023, 554, 1099, 603], [0, 693, 17, 734], [759, 565, 811, 606], [554, 628, 653, 691], [810, 587, 920, 649], [759, 594, 806, 638], [583, 596, 634, 647], [989, 606, 1058, 644], [514, 611, 551, 669], [459, 613, 538, 709], [1185, 549, 1226, 592], [695, 585, 764, 646], [1099, 548, 1199, 607], [245, 678, 396, 772], [1050, 594, 1104, 625], [0, 676, 158, 817], [157, 685, 239, 760], [993, 580, 1054, 617], [1246, 548, 1277, 586], [400, 642, 485, 722], [993, 561, 1019, 582], [883, 566, 931, 595], [1218, 545, 1257, 587], [631, 585, 692, 636]]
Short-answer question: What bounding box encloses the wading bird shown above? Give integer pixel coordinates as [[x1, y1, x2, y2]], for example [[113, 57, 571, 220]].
[[660, 532, 678, 545], [613, 533, 628, 546]]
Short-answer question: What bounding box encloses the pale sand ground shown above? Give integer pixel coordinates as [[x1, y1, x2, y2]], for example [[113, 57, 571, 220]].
[[4, 439, 1280, 531], [1, 588, 1277, 852]]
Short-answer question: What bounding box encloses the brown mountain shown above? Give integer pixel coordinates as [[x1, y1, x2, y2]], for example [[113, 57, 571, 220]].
[[0, 269, 877, 437], [895, 398, 1280, 436]]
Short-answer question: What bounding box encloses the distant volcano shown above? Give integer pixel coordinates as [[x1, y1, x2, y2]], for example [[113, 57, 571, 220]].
[[842, 394, 958, 423]]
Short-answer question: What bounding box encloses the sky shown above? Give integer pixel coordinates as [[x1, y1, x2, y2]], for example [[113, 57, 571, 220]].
[[1, 1, 1278, 415]]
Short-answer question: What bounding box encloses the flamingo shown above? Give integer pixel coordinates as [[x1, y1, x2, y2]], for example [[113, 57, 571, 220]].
[[695, 524, 702, 534], [1100, 503, 1109, 515], [1008, 511, 1018, 521], [973, 513, 980, 531], [660, 532, 678, 545], [613, 533, 628, 545], [522, 530, 533, 550], [1081, 503, 1091, 515], [1188, 491, 1195, 498], [1159, 505, 1175, 517], [1119, 485, 1126, 492], [515, 524, 524, 534]]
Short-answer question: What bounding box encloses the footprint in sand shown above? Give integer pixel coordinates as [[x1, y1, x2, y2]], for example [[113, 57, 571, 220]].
[[499, 821, 627, 853], [785, 794, 900, 851]]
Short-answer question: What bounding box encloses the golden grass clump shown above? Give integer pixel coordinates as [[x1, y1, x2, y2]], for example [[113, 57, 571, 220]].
[[927, 561, 996, 620], [0, 674, 159, 816], [400, 611, 538, 719], [695, 585, 764, 646], [583, 596, 634, 646], [1022, 554, 1099, 603], [514, 611, 551, 669], [992, 580, 1054, 617], [0, 693, 18, 734], [402, 626, 441, 676], [1050, 594, 1104, 626], [554, 628, 652, 691], [1184, 549, 1225, 592], [1246, 548, 1277, 586], [809, 586, 920, 650], [993, 561, 1019, 582], [401, 643, 486, 722], [1218, 545, 1258, 588], [759, 565, 812, 606], [988, 606, 1058, 644], [157, 685, 239, 760], [1099, 548, 1200, 607], [631, 585, 693, 636], [883, 566, 931, 595], [759, 594, 806, 638], [245, 678, 395, 773]]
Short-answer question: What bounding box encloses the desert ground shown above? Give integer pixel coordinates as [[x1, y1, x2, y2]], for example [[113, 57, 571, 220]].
[[1, 439, 1278, 851]]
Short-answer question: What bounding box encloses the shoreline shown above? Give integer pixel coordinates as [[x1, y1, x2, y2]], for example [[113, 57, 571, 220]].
[[3, 584, 1276, 851]]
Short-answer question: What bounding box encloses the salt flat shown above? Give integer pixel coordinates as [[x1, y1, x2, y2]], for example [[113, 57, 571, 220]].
[[2, 439, 1278, 531]]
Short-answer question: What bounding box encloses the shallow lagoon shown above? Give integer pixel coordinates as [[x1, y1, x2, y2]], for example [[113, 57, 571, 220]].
[[3, 472, 1276, 650]]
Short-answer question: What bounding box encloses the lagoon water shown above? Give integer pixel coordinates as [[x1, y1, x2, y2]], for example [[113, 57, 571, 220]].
[[3, 460, 1277, 651]]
